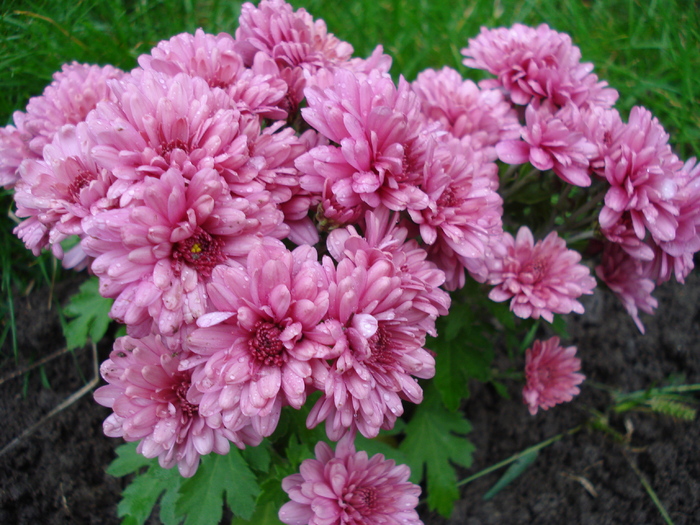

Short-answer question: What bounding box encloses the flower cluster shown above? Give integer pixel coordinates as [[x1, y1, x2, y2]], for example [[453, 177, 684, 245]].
[[463, 23, 700, 332], [5, 1, 698, 521]]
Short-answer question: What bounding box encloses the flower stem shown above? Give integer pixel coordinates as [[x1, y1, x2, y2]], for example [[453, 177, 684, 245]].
[[623, 450, 675, 525], [456, 424, 583, 487]]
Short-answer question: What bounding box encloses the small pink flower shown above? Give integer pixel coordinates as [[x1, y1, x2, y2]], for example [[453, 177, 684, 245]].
[[93, 334, 261, 477], [412, 66, 520, 159], [496, 101, 597, 187], [82, 167, 283, 336], [307, 228, 438, 440], [185, 239, 333, 437], [298, 68, 430, 213], [279, 433, 422, 525], [409, 138, 503, 286], [598, 106, 683, 244], [596, 242, 657, 333], [13, 123, 116, 269], [462, 23, 617, 109], [523, 337, 584, 415], [487, 227, 596, 322], [138, 29, 289, 120]]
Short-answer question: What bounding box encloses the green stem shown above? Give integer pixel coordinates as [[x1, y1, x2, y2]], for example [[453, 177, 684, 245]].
[[623, 451, 675, 525], [456, 425, 583, 487]]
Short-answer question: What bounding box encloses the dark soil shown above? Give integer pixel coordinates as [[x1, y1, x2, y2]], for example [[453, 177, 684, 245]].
[[1, 270, 699, 524]]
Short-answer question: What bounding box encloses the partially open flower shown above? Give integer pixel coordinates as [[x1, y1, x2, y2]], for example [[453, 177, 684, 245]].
[[523, 337, 585, 415], [279, 433, 422, 525]]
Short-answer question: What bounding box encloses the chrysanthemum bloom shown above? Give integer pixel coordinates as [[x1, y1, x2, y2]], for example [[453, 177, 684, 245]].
[[308, 237, 437, 440], [138, 29, 289, 120], [93, 334, 261, 477], [1, 62, 123, 188], [298, 68, 430, 214], [496, 101, 597, 187], [235, 0, 353, 71], [596, 242, 657, 333], [82, 167, 285, 336], [645, 157, 700, 284], [487, 227, 596, 322], [13, 123, 116, 269], [185, 239, 334, 438], [599, 107, 684, 245], [87, 70, 258, 197], [409, 138, 503, 287], [412, 66, 520, 160], [328, 207, 451, 333], [461, 23, 617, 109], [279, 433, 422, 525], [523, 337, 585, 415], [0, 126, 32, 188]]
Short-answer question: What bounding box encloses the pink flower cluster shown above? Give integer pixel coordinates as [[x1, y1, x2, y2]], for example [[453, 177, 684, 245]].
[[6, 3, 695, 518], [463, 23, 700, 331]]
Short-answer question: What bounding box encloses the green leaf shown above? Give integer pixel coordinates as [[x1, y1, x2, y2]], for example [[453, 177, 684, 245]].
[[354, 432, 408, 467], [483, 449, 539, 500], [399, 385, 475, 517], [242, 440, 271, 472], [231, 500, 284, 525], [176, 449, 260, 524], [106, 442, 152, 477], [117, 462, 183, 525], [62, 276, 113, 349]]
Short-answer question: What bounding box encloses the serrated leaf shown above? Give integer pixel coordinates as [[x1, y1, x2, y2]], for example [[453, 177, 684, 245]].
[[117, 461, 183, 525], [176, 449, 260, 524], [242, 440, 271, 472], [354, 432, 408, 467], [107, 442, 153, 477], [549, 315, 569, 339], [231, 500, 284, 525], [62, 276, 113, 349], [483, 449, 539, 500], [399, 385, 475, 517]]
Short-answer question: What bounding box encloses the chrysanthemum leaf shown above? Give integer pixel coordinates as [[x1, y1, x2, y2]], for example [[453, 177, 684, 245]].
[[399, 385, 475, 517], [231, 500, 284, 525], [62, 276, 113, 350], [176, 449, 260, 524], [483, 449, 539, 500], [106, 442, 151, 477]]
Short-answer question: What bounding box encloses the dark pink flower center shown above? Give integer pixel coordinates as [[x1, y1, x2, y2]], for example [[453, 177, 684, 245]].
[[522, 257, 547, 283], [173, 227, 225, 278], [68, 169, 95, 201], [175, 379, 198, 418], [437, 185, 463, 208], [161, 138, 189, 156], [249, 321, 285, 367], [348, 486, 379, 515], [367, 326, 395, 370]]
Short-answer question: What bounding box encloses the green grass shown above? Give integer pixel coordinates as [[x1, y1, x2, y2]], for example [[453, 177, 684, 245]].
[[0, 0, 698, 360]]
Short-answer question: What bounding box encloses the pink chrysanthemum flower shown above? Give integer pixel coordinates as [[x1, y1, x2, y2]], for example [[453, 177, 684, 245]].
[[412, 66, 520, 159], [13, 123, 116, 269], [523, 337, 585, 415], [461, 23, 617, 109], [599, 106, 684, 244], [0, 125, 32, 188], [184, 239, 334, 438], [87, 70, 257, 197], [93, 334, 261, 477], [138, 29, 289, 120], [235, 0, 353, 71], [487, 227, 596, 322], [409, 138, 503, 286], [328, 207, 451, 332], [13, 62, 123, 157], [308, 235, 437, 440], [496, 101, 597, 187], [1, 62, 122, 187], [279, 433, 422, 525], [82, 167, 285, 336], [596, 242, 657, 333], [298, 68, 430, 213]]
